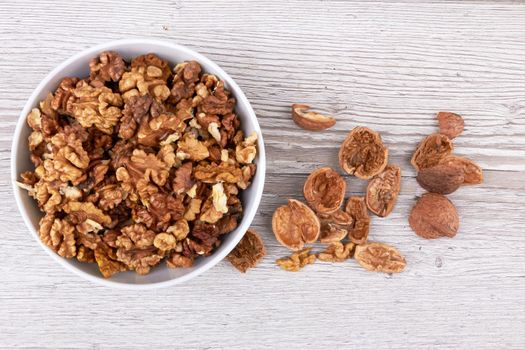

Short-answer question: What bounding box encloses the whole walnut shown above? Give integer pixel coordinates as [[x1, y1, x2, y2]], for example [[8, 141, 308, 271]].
[[409, 193, 459, 239], [416, 164, 464, 195]]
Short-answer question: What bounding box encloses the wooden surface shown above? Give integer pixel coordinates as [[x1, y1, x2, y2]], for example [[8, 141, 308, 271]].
[[1, 1, 525, 349]]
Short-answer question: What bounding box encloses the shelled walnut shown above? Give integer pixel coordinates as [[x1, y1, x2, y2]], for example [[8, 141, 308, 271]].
[[18, 51, 257, 278]]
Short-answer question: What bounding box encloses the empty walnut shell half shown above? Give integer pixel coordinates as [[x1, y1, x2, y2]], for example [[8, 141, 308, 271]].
[[291, 104, 336, 131], [272, 199, 320, 251], [354, 242, 406, 273], [303, 167, 346, 214], [318, 210, 353, 243], [338, 126, 389, 179], [416, 164, 464, 194], [439, 155, 483, 185], [437, 111, 464, 139], [409, 193, 459, 239], [366, 165, 401, 217], [411, 133, 453, 171]]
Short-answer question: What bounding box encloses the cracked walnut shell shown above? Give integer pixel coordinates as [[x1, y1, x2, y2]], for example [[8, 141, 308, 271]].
[[318, 210, 353, 243], [291, 103, 336, 131], [272, 199, 320, 251], [303, 167, 346, 214], [437, 111, 464, 139], [338, 126, 389, 179], [411, 133, 453, 171], [345, 197, 370, 245], [354, 242, 406, 273], [366, 165, 401, 217]]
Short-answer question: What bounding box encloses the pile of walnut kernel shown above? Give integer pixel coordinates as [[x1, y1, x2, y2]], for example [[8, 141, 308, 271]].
[[18, 51, 259, 278], [272, 105, 406, 273]]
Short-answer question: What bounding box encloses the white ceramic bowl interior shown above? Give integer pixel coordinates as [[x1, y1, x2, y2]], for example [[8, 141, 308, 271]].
[[11, 39, 266, 289]]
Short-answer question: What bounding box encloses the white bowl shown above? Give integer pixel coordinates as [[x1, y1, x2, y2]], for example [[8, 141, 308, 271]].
[[11, 39, 266, 289]]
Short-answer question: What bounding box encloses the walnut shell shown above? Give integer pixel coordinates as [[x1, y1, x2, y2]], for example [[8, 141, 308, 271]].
[[345, 197, 370, 244], [272, 199, 320, 251], [365, 165, 401, 217], [291, 104, 336, 131], [437, 111, 464, 139], [354, 242, 406, 273], [338, 127, 389, 179], [318, 210, 353, 243], [416, 164, 464, 194], [411, 133, 453, 171], [409, 193, 459, 239], [303, 167, 346, 214], [439, 155, 483, 185]]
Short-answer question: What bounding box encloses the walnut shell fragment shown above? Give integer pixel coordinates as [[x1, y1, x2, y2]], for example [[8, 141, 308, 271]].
[[291, 103, 336, 131], [318, 210, 353, 243], [272, 199, 320, 250], [439, 155, 483, 185], [409, 193, 459, 239], [276, 248, 316, 272], [345, 197, 370, 244], [416, 164, 464, 194], [354, 242, 406, 273], [227, 228, 266, 273], [437, 111, 464, 139], [366, 165, 401, 217], [338, 127, 389, 179], [303, 167, 346, 214], [411, 133, 453, 171]]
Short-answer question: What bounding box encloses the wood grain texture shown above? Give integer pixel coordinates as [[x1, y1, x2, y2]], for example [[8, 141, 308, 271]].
[[1, 0, 525, 349]]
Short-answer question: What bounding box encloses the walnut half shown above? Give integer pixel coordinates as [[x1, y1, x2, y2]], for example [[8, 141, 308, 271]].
[[272, 199, 320, 251], [291, 104, 336, 131]]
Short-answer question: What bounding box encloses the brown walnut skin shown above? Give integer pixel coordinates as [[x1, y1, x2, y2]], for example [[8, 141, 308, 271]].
[[365, 165, 401, 217], [439, 155, 483, 185], [409, 193, 459, 239], [291, 104, 336, 131], [338, 126, 389, 179], [272, 199, 320, 251], [416, 164, 464, 195], [437, 112, 464, 139], [303, 167, 346, 214], [411, 133, 453, 171]]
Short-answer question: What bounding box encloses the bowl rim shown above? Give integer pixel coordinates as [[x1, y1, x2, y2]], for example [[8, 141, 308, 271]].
[[10, 38, 266, 290]]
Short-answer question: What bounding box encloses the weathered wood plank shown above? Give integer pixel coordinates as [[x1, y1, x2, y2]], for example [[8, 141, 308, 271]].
[[1, 0, 525, 349]]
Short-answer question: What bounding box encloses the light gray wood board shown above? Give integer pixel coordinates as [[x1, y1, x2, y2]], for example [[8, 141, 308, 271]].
[[1, 0, 525, 349]]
